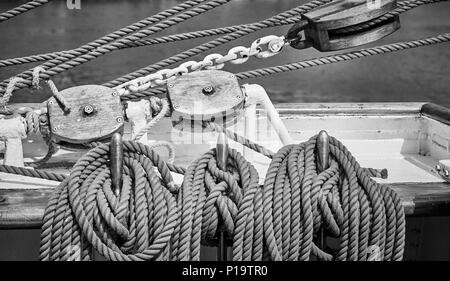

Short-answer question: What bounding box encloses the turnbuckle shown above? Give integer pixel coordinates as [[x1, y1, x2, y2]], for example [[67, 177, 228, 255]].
[[286, 0, 400, 52]]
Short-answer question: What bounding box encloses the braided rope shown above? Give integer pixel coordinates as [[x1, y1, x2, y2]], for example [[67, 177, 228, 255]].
[[0, 17, 301, 68], [171, 147, 260, 260], [0, 0, 232, 95], [262, 135, 405, 261], [106, 0, 333, 94], [0, 163, 66, 182], [235, 33, 450, 80], [133, 97, 170, 141], [39, 141, 182, 261], [0, 0, 51, 22]]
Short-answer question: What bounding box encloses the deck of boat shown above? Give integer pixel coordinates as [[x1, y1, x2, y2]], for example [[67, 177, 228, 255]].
[[1, 102, 450, 229]]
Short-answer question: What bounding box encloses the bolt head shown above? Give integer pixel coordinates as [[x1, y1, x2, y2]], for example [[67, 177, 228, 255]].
[[112, 91, 118, 97], [445, 170, 449, 177], [83, 105, 95, 115], [202, 85, 214, 95], [268, 39, 284, 53], [116, 116, 123, 123], [436, 164, 441, 171]]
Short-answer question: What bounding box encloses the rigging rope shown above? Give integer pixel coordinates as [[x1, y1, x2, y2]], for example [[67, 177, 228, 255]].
[[0, 0, 232, 95], [105, 0, 333, 91], [0, 17, 301, 68], [0, 0, 51, 22], [234, 33, 450, 81]]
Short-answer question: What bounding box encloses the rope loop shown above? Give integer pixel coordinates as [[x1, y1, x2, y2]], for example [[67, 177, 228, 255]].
[[171, 147, 259, 260], [39, 140, 181, 261]]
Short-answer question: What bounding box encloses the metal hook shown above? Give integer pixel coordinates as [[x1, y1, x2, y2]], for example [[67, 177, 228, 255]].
[[216, 132, 228, 261], [110, 133, 123, 197], [316, 130, 330, 251]]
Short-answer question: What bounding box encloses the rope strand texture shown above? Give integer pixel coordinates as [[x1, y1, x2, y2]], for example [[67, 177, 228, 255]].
[[171, 147, 261, 261], [39, 141, 182, 261], [0, 0, 51, 22], [0, 0, 231, 95], [106, 0, 333, 94], [262, 135, 405, 261], [235, 33, 450, 81]]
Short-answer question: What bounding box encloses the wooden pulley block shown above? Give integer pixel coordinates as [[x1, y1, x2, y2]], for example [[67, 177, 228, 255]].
[[302, 0, 400, 51], [166, 70, 245, 131], [47, 85, 124, 145]]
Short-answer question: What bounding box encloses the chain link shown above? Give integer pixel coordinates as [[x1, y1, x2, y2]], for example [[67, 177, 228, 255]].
[[115, 35, 288, 96]]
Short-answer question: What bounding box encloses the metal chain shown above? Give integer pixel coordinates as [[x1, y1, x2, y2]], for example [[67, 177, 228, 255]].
[[0, 0, 230, 95], [115, 35, 287, 96]]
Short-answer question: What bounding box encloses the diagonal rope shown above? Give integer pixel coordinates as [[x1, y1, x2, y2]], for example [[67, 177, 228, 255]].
[[0, 0, 51, 22], [234, 33, 450, 80], [0, 0, 230, 95], [106, 0, 333, 96], [0, 17, 301, 68]]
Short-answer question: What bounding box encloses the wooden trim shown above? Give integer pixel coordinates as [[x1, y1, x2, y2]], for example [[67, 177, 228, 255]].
[[421, 103, 450, 126], [273, 102, 425, 116], [1, 181, 449, 229]]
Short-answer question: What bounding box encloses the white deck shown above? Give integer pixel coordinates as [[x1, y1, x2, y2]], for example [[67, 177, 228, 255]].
[[1, 102, 449, 188]]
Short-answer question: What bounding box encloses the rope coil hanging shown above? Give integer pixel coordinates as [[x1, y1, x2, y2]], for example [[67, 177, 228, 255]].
[[171, 146, 260, 261], [262, 135, 405, 261], [39, 141, 184, 261]]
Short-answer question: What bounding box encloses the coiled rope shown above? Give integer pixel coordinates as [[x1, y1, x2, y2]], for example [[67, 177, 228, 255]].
[[39, 141, 184, 261], [1, 126, 405, 261], [0, 0, 51, 22], [171, 147, 260, 260], [262, 136, 405, 261]]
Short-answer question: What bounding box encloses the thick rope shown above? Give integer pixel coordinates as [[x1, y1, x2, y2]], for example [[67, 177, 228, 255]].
[[39, 141, 183, 261], [235, 33, 450, 80], [133, 97, 170, 141], [0, 0, 51, 22], [261, 135, 405, 261], [106, 0, 332, 93], [0, 0, 232, 95], [0, 17, 301, 68], [171, 147, 261, 260]]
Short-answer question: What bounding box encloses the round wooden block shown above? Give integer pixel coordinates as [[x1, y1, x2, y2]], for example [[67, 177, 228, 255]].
[[167, 70, 245, 124], [47, 85, 123, 144]]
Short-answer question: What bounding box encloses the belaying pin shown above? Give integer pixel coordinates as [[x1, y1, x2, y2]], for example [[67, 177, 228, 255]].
[[216, 132, 228, 261], [110, 133, 123, 197], [316, 130, 330, 250]]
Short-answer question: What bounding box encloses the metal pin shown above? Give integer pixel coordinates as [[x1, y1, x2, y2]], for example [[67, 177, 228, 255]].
[[216, 132, 228, 261], [110, 133, 123, 197], [316, 130, 330, 251]]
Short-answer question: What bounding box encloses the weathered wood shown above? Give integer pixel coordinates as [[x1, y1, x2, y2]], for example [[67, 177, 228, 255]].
[[47, 85, 123, 144], [167, 70, 244, 124], [303, 0, 399, 51], [0, 182, 449, 229]]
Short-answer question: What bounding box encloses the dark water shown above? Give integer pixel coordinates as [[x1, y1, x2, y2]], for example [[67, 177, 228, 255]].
[[0, 0, 449, 107]]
